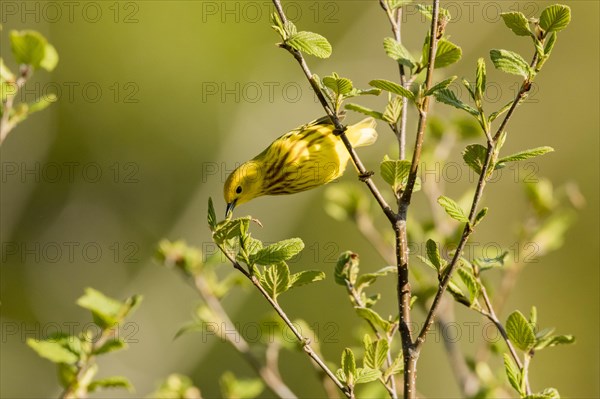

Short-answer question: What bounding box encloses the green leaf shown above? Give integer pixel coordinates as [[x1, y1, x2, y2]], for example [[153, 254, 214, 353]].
[[40, 42, 58, 71], [544, 32, 557, 56], [474, 251, 508, 271], [416, 4, 451, 21], [506, 310, 536, 351], [462, 144, 488, 174], [474, 207, 488, 226], [447, 281, 471, 307], [27, 93, 57, 114], [345, 103, 385, 121], [76, 288, 124, 328], [208, 197, 217, 231], [324, 183, 368, 222], [220, 372, 264, 399], [383, 96, 403, 124], [501, 12, 532, 36], [387, 0, 412, 9], [286, 31, 332, 58], [341, 348, 357, 384], [535, 334, 575, 350], [539, 5, 571, 33], [288, 270, 325, 289], [380, 156, 411, 192], [383, 37, 415, 69], [250, 238, 304, 266], [369, 79, 415, 101], [355, 368, 382, 384], [335, 251, 360, 285], [476, 58, 486, 100], [497, 146, 554, 165], [27, 338, 78, 364], [364, 339, 389, 370], [270, 12, 285, 38], [93, 338, 126, 355], [260, 263, 291, 301], [457, 267, 479, 304], [490, 49, 531, 78], [525, 387, 561, 399], [504, 354, 524, 396], [355, 266, 396, 292], [434, 89, 479, 116], [383, 354, 403, 380], [425, 76, 457, 96], [9, 30, 46, 69], [355, 307, 391, 332], [323, 74, 353, 96], [433, 39, 462, 68], [438, 195, 469, 223], [88, 376, 133, 393], [425, 239, 443, 271], [489, 100, 514, 123], [213, 217, 251, 245], [0, 58, 15, 81]]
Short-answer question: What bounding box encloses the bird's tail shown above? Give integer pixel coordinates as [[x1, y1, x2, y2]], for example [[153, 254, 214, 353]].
[[346, 117, 377, 148]]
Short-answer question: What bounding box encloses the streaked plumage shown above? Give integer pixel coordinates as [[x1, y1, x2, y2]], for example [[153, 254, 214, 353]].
[[224, 116, 377, 215]]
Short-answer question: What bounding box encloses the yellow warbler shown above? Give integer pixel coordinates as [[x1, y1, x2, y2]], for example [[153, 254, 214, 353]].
[[224, 116, 377, 216]]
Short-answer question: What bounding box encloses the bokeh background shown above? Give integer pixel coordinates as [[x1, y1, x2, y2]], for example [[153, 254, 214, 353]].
[[1, 1, 598, 398]]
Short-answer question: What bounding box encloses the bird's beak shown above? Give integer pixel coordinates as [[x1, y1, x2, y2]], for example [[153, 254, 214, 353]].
[[225, 200, 236, 218]]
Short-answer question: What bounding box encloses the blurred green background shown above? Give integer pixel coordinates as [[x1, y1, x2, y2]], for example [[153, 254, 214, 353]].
[[1, 1, 598, 398]]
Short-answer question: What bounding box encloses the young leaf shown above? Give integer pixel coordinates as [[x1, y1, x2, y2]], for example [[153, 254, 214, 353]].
[[354, 368, 382, 384], [27, 93, 57, 114], [355, 307, 392, 332], [27, 338, 79, 364], [335, 251, 359, 285], [76, 288, 124, 328], [341, 348, 357, 384], [544, 32, 557, 56], [345, 103, 385, 120], [288, 270, 325, 289], [457, 267, 479, 304], [286, 31, 332, 58], [323, 74, 353, 96], [490, 49, 532, 78], [213, 217, 251, 245], [496, 146, 554, 164], [364, 339, 389, 370], [380, 156, 411, 192], [438, 196, 469, 223], [447, 281, 471, 307], [539, 5, 571, 33], [504, 354, 524, 396], [369, 79, 415, 101], [250, 238, 304, 265], [474, 207, 488, 226], [535, 334, 575, 350], [383, 354, 403, 380], [462, 144, 488, 174], [425, 239, 443, 271], [433, 39, 462, 68], [383, 96, 403, 124], [220, 372, 264, 399], [506, 310, 536, 351], [260, 263, 291, 301], [88, 376, 133, 393], [383, 37, 415, 69], [208, 197, 217, 231], [501, 12, 532, 36], [93, 338, 126, 355], [424, 76, 457, 96], [434, 89, 479, 116], [355, 266, 396, 292], [476, 58, 486, 100], [9, 30, 56, 71], [489, 100, 514, 123]]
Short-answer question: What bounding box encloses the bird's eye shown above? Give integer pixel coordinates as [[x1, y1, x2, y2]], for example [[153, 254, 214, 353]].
[[236, 186, 243, 194]]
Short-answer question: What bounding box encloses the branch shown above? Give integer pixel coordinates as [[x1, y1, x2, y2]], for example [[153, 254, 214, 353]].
[[378, 0, 409, 159], [0, 65, 30, 144], [271, 0, 396, 225], [192, 275, 298, 399], [217, 245, 351, 398]]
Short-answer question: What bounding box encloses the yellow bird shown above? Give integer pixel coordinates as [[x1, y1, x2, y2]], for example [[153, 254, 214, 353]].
[[224, 116, 377, 216]]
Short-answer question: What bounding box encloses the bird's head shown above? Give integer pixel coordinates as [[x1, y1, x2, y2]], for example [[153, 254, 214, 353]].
[[223, 161, 264, 217]]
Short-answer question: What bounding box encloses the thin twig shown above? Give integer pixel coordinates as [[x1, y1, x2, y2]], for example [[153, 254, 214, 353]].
[[217, 245, 350, 397], [0, 65, 30, 144], [272, 0, 396, 225], [345, 280, 398, 399], [192, 275, 298, 398], [393, 2, 441, 398]]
